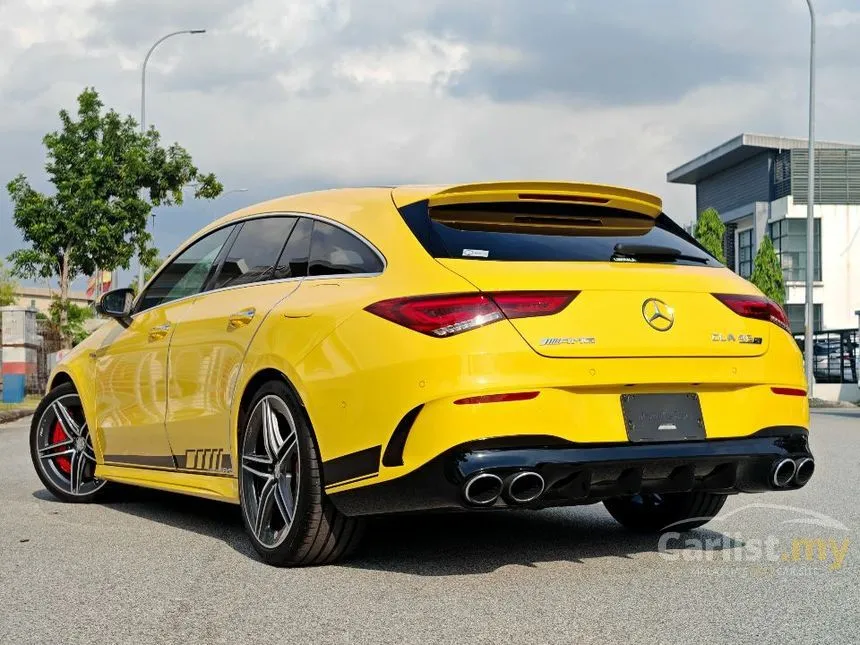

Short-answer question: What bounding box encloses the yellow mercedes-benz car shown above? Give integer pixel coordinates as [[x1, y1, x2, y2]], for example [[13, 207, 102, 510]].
[[31, 181, 814, 566]]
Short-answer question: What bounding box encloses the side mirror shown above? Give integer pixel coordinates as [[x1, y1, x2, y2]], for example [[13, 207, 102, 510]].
[[96, 288, 135, 320]]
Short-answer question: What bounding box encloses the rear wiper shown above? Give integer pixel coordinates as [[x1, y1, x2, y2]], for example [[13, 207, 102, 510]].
[[612, 243, 710, 265]]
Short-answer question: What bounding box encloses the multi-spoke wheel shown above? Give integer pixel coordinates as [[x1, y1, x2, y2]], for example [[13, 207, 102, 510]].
[[604, 491, 727, 533], [241, 395, 301, 548], [30, 383, 109, 502], [238, 379, 364, 566]]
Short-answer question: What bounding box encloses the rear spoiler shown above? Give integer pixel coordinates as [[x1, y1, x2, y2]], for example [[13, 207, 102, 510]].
[[391, 181, 663, 219]]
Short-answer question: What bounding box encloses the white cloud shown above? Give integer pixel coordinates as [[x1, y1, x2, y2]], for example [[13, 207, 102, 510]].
[[335, 33, 469, 89], [821, 10, 860, 28]]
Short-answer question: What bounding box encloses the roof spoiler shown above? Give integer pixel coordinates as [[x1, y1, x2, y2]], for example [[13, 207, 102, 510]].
[[393, 181, 663, 219]]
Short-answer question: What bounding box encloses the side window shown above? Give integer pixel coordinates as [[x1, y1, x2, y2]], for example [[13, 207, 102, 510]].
[[212, 217, 296, 289], [308, 221, 383, 276], [273, 217, 313, 279], [137, 226, 234, 312]]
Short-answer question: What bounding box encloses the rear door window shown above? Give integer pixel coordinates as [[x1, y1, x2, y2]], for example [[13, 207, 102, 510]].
[[212, 217, 296, 289], [398, 201, 718, 267], [308, 221, 384, 276]]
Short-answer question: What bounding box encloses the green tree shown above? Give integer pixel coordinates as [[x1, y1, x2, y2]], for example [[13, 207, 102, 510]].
[[694, 207, 727, 263], [6, 87, 222, 348], [0, 260, 17, 306], [750, 236, 785, 305], [48, 299, 93, 346]]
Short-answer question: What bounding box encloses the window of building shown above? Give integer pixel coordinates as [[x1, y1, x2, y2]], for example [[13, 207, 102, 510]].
[[737, 228, 753, 278], [213, 217, 297, 289], [785, 304, 823, 334], [767, 218, 821, 282], [308, 221, 384, 276]]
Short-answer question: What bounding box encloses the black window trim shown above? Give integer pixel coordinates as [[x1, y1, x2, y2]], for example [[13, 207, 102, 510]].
[[131, 211, 386, 319]]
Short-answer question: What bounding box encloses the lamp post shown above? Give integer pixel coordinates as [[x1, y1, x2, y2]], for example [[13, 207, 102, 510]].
[[137, 29, 207, 293], [218, 188, 249, 199], [804, 1, 816, 397]]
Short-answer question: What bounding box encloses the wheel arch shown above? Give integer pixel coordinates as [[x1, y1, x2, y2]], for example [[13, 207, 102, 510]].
[[233, 367, 320, 458], [48, 371, 74, 392]]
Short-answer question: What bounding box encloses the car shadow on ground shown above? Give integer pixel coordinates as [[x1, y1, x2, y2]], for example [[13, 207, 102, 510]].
[[33, 486, 743, 575]]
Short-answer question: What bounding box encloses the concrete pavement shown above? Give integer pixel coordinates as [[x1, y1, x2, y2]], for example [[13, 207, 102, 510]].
[[1, 410, 857, 644]]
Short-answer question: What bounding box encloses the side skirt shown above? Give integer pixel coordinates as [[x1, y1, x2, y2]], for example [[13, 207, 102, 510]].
[[95, 464, 239, 503]]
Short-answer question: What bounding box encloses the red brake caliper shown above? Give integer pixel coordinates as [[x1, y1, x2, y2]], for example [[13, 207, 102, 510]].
[[51, 422, 72, 474]]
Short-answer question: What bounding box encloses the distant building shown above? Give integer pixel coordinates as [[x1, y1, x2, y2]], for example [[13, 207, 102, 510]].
[[668, 133, 860, 333], [12, 286, 92, 314]]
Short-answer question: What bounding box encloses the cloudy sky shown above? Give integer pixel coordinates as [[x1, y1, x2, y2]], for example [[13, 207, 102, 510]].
[[2, 0, 860, 289]]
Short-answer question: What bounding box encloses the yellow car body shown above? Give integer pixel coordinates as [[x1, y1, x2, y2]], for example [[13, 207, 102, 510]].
[[46, 181, 811, 518]]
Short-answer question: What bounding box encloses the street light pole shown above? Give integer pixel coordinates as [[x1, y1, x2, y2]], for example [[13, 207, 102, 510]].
[[804, 1, 816, 397], [218, 188, 249, 199], [137, 29, 206, 293]]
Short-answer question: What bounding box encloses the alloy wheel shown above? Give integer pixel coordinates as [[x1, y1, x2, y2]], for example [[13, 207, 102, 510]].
[[34, 394, 105, 497], [240, 395, 301, 548]]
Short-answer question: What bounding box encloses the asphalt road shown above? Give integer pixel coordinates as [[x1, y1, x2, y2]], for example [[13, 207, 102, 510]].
[[1, 411, 858, 645]]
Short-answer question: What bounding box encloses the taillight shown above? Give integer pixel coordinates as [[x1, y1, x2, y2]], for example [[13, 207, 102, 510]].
[[713, 294, 791, 333], [491, 291, 579, 319], [365, 291, 578, 337]]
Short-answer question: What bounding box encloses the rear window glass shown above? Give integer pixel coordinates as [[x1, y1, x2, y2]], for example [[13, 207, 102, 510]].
[[398, 201, 718, 267], [308, 221, 384, 276]]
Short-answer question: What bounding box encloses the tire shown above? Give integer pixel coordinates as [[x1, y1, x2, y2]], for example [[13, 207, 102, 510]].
[[604, 491, 728, 533], [238, 379, 364, 566], [30, 382, 109, 503]]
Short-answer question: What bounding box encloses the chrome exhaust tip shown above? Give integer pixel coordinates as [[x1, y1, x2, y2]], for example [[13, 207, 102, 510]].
[[772, 458, 797, 488], [505, 471, 545, 504], [463, 473, 503, 506], [793, 458, 815, 486]]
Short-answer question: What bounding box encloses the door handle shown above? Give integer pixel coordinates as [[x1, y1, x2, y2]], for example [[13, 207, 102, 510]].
[[228, 308, 256, 329], [148, 323, 171, 342]]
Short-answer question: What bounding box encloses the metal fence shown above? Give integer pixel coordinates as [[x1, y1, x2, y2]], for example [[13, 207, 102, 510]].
[[794, 328, 859, 384]]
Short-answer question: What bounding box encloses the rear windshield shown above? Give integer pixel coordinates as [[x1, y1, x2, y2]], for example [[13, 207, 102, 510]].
[[398, 201, 719, 267]]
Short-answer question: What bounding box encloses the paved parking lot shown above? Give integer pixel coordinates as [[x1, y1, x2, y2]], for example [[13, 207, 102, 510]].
[[1, 410, 858, 645]]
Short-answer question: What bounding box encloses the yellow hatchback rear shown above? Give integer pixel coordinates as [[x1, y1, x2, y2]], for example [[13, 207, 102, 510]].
[[319, 181, 812, 534]]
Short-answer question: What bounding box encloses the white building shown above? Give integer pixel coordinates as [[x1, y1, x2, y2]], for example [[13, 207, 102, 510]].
[[668, 133, 860, 333]]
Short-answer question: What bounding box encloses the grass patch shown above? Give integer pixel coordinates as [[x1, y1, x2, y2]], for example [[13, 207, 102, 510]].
[[0, 395, 42, 411]]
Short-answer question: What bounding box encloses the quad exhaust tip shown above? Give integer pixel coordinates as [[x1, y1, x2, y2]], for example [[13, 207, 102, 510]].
[[463, 473, 504, 506], [794, 458, 815, 486], [772, 458, 796, 488], [505, 471, 545, 505]]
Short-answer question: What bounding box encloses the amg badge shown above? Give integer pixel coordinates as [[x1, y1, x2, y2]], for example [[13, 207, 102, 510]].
[[539, 337, 596, 346]]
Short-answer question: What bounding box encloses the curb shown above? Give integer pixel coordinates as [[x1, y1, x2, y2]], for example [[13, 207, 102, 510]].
[[0, 409, 35, 424]]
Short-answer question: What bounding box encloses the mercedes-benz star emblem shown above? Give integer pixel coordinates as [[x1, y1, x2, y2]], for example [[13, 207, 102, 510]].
[[642, 298, 675, 332]]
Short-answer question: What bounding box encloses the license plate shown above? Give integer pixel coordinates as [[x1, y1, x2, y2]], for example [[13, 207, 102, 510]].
[[621, 393, 705, 442]]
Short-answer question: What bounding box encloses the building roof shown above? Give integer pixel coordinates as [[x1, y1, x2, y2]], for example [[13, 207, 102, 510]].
[[15, 286, 90, 302], [667, 133, 860, 185]]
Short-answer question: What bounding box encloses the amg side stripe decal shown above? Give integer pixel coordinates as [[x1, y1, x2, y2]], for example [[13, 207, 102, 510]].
[[103, 454, 176, 468], [103, 453, 234, 477], [323, 446, 381, 488], [177, 449, 233, 472]]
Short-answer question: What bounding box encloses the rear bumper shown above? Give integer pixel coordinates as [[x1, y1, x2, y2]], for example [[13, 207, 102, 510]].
[[328, 427, 813, 517]]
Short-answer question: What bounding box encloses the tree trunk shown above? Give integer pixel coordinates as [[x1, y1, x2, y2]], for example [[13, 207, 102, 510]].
[[59, 250, 71, 350]]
